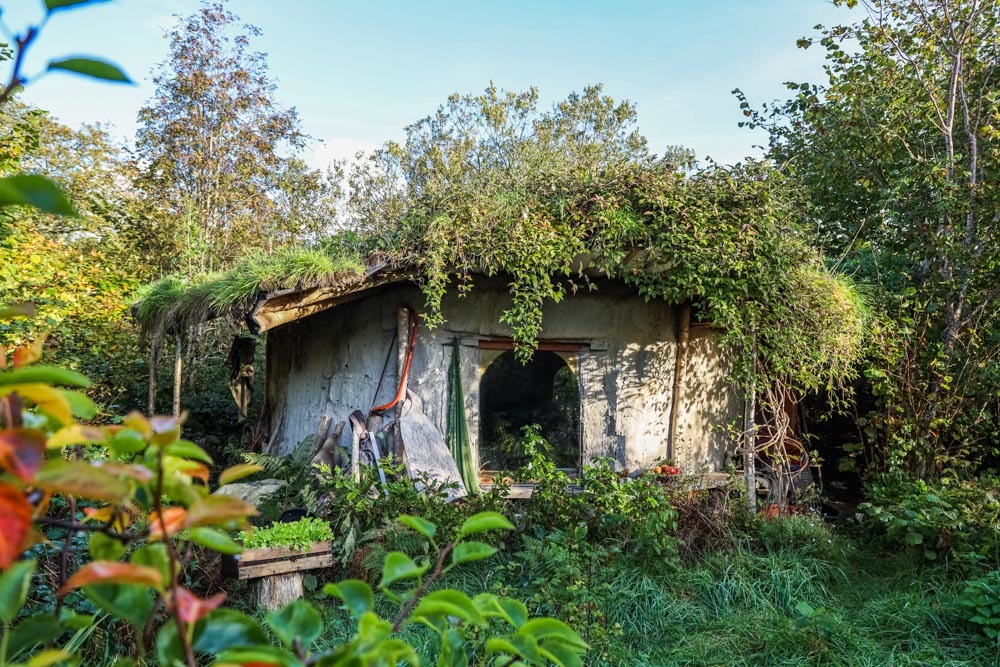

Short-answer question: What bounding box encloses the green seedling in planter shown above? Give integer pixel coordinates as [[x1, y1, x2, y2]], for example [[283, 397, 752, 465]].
[[239, 517, 334, 551]]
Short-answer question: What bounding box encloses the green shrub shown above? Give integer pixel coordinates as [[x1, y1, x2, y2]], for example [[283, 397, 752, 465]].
[[239, 516, 334, 551], [514, 426, 678, 564], [859, 475, 1000, 567], [957, 570, 1000, 641]]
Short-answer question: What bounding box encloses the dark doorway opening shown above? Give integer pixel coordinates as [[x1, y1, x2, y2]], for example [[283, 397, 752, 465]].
[[479, 350, 581, 472]]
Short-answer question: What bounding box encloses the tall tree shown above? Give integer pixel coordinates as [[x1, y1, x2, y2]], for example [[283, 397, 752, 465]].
[[742, 0, 1000, 476], [135, 1, 329, 276]]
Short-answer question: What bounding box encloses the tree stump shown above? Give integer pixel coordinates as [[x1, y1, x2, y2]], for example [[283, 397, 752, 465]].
[[253, 573, 303, 611]]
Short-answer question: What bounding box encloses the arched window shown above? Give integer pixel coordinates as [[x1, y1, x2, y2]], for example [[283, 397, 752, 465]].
[[479, 350, 581, 473]]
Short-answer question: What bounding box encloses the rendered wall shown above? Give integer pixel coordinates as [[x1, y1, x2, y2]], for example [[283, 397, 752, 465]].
[[264, 281, 740, 472]]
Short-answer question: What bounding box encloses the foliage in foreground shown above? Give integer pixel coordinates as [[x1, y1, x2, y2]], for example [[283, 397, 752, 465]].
[[299, 489, 997, 666], [0, 336, 585, 666]]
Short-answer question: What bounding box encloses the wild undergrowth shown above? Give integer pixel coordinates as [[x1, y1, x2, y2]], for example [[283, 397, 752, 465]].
[[237, 439, 997, 666], [265, 462, 992, 667], [295, 515, 991, 666]]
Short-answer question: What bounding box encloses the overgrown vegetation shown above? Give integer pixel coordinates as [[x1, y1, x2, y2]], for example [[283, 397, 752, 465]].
[[744, 0, 1000, 477], [223, 438, 999, 666], [137, 90, 867, 393], [7, 0, 1000, 665]]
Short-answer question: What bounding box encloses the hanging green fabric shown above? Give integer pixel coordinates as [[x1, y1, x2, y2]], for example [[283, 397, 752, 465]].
[[446, 339, 479, 494]]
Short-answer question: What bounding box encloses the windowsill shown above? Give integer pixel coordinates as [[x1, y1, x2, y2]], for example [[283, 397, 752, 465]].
[[479, 482, 536, 499]]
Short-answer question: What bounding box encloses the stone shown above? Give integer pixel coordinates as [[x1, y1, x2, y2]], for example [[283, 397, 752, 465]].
[[214, 478, 286, 509]]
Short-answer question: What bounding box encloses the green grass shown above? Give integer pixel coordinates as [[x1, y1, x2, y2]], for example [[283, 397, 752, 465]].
[[298, 518, 997, 667], [132, 245, 365, 338]]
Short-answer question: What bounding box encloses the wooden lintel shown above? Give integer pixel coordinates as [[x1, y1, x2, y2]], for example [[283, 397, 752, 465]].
[[477, 338, 587, 352]]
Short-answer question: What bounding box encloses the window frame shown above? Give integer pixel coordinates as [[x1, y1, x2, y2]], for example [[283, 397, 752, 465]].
[[476, 338, 586, 484]]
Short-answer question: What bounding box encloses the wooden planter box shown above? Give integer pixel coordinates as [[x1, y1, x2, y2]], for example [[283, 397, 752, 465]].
[[228, 541, 334, 581]]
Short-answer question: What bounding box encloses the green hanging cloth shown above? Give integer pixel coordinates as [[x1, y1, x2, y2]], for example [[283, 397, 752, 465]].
[[446, 339, 479, 494]]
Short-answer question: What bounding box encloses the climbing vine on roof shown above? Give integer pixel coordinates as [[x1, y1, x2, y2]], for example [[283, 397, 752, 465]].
[[135, 84, 867, 396], [346, 84, 867, 394]]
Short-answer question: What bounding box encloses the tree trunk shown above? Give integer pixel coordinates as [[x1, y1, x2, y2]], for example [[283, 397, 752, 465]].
[[148, 342, 159, 416], [173, 331, 183, 416]]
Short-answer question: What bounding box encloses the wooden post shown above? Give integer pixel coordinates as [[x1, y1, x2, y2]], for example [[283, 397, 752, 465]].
[[350, 420, 360, 483], [147, 342, 159, 416], [667, 303, 691, 461], [173, 331, 183, 417], [394, 307, 411, 462], [743, 338, 758, 514]]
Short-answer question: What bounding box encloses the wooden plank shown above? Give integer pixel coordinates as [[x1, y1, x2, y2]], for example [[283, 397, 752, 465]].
[[238, 541, 332, 564], [238, 553, 334, 580], [477, 338, 586, 352], [249, 270, 412, 333]]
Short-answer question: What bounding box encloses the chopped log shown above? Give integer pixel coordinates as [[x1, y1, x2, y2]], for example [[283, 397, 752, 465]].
[[311, 420, 345, 471], [313, 415, 333, 456]]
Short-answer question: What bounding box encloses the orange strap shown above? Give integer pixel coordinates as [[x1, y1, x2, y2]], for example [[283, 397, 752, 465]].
[[371, 311, 418, 413]]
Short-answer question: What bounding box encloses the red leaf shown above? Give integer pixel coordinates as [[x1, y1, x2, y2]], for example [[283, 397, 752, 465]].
[[0, 428, 45, 482], [61, 561, 163, 593], [148, 506, 187, 541], [171, 586, 226, 624], [12, 336, 46, 368], [184, 463, 210, 483], [0, 483, 31, 569]]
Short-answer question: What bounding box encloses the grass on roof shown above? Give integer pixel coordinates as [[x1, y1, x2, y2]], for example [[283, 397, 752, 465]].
[[133, 245, 365, 338]]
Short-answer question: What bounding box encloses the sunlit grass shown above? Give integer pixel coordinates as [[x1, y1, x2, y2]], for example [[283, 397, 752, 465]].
[[132, 245, 365, 337]]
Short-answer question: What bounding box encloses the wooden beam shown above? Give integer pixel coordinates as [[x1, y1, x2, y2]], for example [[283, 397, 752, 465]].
[[147, 342, 158, 416], [477, 338, 587, 352], [249, 271, 412, 333], [668, 303, 692, 460]]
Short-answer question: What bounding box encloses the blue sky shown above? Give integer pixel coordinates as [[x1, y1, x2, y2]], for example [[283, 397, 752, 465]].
[[5, 0, 854, 167]]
